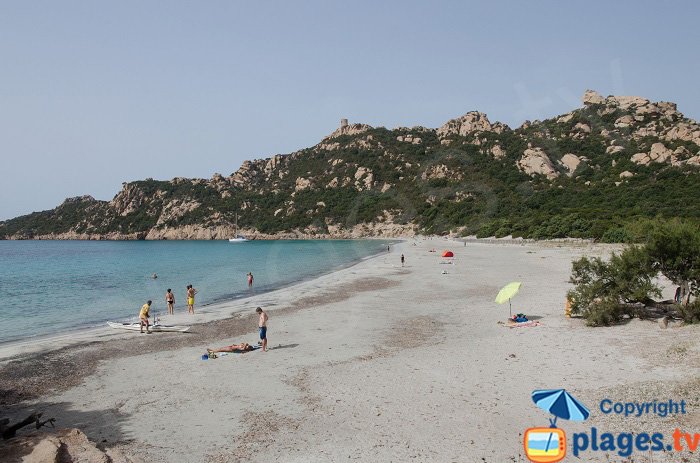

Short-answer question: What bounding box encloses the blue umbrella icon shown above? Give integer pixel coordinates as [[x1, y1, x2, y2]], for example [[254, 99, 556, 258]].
[[532, 389, 590, 452]]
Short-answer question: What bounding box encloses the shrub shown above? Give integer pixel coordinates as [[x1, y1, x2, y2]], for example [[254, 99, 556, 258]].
[[677, 300, 700, 324], [645, 219, 700, 293], [568, 220, 700, 326], [582, 298, 629, 326], [601, 227, 632, 243], [568, 247, 659, 325]]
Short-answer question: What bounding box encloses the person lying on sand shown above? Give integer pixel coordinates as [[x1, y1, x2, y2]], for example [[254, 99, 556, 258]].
[[207, 343, 254, 354]]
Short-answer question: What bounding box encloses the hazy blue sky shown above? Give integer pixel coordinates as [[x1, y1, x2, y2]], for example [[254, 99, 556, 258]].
[[1, 1, 699, 220]]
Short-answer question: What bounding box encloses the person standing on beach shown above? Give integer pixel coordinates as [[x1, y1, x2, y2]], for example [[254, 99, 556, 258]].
[[139, 300, 152, 334], [401, 254, 405, 267], [187, 285, 197, 314], [165, 289, 175, 315], [247, 272, 254, 288], [256, 307, 268, 352]]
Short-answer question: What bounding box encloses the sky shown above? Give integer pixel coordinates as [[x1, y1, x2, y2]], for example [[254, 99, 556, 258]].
[[1, 1, 699, 220]]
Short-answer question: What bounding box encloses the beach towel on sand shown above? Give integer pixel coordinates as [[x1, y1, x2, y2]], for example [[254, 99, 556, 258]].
[[506, 320, 541, 328]]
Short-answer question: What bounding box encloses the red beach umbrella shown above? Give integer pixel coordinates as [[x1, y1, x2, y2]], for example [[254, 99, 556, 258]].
[[441, 250, 454, 257]]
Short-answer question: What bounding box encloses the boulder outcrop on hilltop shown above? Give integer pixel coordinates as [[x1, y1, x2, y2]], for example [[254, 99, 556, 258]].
[[546, 89, 700, 173], [582, 89, 605, 105], [324, 119, 373, 139], [437, 111, 509, 138]]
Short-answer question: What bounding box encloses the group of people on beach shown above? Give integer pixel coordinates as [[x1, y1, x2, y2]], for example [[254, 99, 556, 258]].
[[143, 270, 256, 325], [140, 301, 270, 352], [139, 284, 197, 333], [206, 307, 269, 353], [161, 285, 198, 315], [387, 244, 405, 267], [138, 272, 268, 352]]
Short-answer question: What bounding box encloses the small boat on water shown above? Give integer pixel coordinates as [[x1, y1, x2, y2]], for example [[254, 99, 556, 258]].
[[107, 322, 191, 333], [229, 213, 248, 242]]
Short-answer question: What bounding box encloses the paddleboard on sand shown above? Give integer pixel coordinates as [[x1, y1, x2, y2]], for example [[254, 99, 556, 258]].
[[107, 322, 191, 333]]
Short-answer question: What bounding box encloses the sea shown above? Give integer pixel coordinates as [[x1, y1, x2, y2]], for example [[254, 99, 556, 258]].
[[0, 239, 392, 344]]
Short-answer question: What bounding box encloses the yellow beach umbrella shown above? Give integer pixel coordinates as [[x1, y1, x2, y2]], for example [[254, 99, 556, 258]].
[[495, 281, 522, 316]]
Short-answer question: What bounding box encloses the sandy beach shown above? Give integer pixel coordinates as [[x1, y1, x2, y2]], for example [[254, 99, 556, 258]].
[[2, 238, 700, 463]]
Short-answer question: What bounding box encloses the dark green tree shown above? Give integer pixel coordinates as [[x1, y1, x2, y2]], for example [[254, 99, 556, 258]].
[[645, 220, 700, 297], [568, 219, 700, 325], [568, 246, 659, 325]]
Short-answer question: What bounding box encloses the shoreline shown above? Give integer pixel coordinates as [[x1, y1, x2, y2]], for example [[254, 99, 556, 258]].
[[0, 235, 611, 352], [3, 237, 698, 462], [0, 238, 409, 404], [5, 235, 599, 354], [0, 238, 399, 352], [0, 239, 401, 363], [1, 226, 418, 241]]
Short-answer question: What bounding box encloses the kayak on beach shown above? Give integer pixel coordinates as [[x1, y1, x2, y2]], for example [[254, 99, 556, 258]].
[[107, 322, 191, 333]]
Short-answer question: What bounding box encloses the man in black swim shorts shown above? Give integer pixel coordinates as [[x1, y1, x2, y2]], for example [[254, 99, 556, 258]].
[[256, 307, 268, 352]]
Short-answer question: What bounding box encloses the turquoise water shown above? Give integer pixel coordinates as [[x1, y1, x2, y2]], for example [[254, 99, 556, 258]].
[[0, 240, 391, 344]]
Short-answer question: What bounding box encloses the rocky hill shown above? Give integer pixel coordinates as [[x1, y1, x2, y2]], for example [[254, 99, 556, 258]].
[[2, 90, 699, 240]]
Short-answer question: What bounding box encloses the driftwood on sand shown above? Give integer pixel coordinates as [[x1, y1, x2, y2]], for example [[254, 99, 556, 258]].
[[1, 412, 55, 439]]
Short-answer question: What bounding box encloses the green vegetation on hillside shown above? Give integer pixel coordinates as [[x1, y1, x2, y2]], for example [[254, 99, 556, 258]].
[[1, 95, 699, 240]]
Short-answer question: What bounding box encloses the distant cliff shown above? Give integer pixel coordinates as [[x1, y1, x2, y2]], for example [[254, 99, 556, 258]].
[[2, 90, 699, 241]]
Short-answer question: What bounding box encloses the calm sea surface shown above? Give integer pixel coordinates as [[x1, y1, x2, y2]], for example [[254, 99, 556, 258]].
[[0, 240, 391, 344]]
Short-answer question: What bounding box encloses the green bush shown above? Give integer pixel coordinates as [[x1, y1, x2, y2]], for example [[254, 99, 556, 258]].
[[569, 220, 700, 326], [677, 300, 700, 324], [568, 246, 659, 325], [581, 298, 629, 326], [601, 227, 633, 243], [645, 219, 700, 292]]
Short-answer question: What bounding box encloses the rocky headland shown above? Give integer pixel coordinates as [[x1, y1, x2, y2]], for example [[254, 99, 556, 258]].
[[1, 90, 699, 240]]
